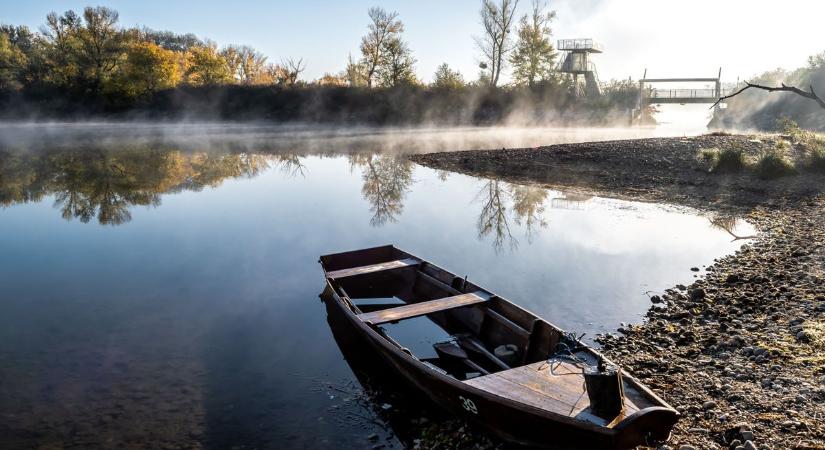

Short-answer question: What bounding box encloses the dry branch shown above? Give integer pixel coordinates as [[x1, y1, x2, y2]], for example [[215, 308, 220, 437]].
[[711, 81, 825, 110]]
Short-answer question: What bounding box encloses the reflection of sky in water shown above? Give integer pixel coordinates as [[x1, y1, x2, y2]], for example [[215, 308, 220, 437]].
[[0, 152, 752, 449]]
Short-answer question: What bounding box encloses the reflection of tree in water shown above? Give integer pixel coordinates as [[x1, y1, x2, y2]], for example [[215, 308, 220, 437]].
[[475, 180, 549, 251], [275, 154, 307, 177], [509, 185, 548, 243], [476, 180, 515, 251], [709, 215, 756, 241], [0, 148, 303, 225], [435, 170, 451, 182], [352, 154, 414, 226]]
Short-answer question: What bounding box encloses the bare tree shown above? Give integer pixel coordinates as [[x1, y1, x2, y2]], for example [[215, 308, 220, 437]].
[[712, 81, 825, 110], [476, 0, 519, 87], [281, 57, 306, 85], [360, 7, 403, 88]]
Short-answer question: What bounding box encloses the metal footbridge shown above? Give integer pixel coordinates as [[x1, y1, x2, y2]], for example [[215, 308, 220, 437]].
[[639, 69, 726, 105]]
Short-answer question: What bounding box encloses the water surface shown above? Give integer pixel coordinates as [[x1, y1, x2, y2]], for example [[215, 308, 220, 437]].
[[0, 125, 752, 449]]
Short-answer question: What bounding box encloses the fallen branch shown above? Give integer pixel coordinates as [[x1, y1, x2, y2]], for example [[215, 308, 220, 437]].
[[711, 81, 825, 110]]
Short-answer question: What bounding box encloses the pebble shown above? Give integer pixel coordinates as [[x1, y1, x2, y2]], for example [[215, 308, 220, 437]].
[[795, 330, 813, 343], [689, 288, 706, 300], [702, 401, 717, 410]]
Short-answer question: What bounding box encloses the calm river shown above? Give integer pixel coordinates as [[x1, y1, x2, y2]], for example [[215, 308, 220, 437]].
[[0, 123, 751, 449]]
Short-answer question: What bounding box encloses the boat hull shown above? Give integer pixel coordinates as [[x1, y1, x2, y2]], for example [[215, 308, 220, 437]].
[[321, 282, 674, 449]]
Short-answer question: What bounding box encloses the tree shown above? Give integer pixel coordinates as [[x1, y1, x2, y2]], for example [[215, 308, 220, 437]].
[[222, 45, 267, 84], [510, 0, 557, 87], [359, 7, 403, 88], [42, 10, 82, 87], [185, 43, 232, 86], [0, 33, 27, 89], [378, 37, 416, 87], [476, 0, 519, 87], [0, 25, 40, 88], [280, 57, 306, 86], [345, 53, 368, 87], [316, 72, 348, 87], [141, 28, 202, 52], [75, 7, 124, 93], [108, 41, 181, 98], [432, 63, 465, 89]]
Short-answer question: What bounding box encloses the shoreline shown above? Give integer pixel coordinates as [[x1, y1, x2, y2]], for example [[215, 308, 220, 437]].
[[410, 135, 825, 449]]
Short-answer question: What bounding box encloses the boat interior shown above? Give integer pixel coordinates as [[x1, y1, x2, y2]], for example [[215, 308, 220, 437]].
[[321, 246, 660, 426]]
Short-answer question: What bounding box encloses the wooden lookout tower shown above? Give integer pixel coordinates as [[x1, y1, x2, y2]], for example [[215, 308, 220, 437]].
[[557, 39, 603, 97]]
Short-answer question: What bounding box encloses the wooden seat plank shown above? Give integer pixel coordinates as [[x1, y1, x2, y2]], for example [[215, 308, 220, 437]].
[[326, 258, 419, 279], [358, 292, 487, 325]]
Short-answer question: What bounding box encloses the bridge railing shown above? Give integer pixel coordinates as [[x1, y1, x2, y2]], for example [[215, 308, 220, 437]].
[[649, 88, 727, 99]]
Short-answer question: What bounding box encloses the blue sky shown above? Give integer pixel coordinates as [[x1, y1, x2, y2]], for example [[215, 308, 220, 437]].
[[4, 0, 824, 84]]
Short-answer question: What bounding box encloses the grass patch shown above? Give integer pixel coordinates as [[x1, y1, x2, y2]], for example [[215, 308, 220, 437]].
[[698, 146, 746, 173], [705, 130, 732, 137], [778, 117, 825, 173], [754, 145, 796, 179], [805, 137, 825, 172]]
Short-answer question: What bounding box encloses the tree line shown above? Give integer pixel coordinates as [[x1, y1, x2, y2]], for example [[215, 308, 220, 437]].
[[0, 7, 306, 99], [0, 2, 645, 123]]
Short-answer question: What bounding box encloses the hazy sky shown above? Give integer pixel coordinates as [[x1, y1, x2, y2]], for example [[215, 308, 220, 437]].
[[5, 0, 824, 84]]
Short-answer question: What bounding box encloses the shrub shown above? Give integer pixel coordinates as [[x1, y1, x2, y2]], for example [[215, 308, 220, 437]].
[[754, 143, 796, 179], [804, 136, 825, 172], [699, 146, 745, 173], [778, 117, 825, 172]]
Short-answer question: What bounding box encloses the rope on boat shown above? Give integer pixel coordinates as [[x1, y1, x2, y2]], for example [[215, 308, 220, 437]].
[[538, 331, 590, 375]]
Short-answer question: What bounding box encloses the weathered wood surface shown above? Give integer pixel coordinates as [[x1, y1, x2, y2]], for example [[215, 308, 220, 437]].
[[358, 292, 487, 325], [464, 360, 640, 427], [325, 258, 419, 279]]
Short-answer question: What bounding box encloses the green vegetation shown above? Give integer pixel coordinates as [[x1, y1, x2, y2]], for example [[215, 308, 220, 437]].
[[780, 118, 825, 173], [699, 146, 746, 173], [509, 0, 558, 87], [701, 120, 825, 178], [0, 4, 650, 124], [754, 143, 796, 179]]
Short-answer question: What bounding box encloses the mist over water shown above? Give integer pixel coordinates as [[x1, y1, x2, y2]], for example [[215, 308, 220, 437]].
[[0, 120, 709, 155]]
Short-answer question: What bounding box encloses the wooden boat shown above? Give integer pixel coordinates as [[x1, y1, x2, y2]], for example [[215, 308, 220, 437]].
[[319, 245, 678, 449]]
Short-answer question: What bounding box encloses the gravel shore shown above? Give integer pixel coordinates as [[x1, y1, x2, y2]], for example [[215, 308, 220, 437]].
[[410, 134, 825, 449]]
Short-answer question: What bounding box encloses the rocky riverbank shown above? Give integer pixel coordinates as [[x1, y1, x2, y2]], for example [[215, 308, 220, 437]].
[[410, 134, 825, 449]]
